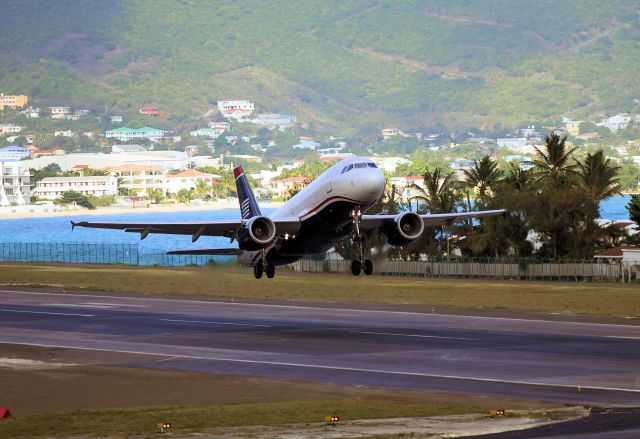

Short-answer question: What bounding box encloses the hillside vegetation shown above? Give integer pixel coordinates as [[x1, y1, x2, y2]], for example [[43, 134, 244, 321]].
[[1, 0, 639, 130]]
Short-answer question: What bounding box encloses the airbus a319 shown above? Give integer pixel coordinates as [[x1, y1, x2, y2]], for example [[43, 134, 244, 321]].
[[72, 157, 505, 279]]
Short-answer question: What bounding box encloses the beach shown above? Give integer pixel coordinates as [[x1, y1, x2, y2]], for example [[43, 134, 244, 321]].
[[0, 200, 285, 220]]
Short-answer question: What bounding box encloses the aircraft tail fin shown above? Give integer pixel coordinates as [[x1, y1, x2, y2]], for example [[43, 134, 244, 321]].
[[234, 165, 261, 219]]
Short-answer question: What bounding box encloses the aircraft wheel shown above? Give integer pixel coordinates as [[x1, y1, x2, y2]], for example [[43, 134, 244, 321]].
[[265, 263, 275, 279], [351, 259, 362, 276], [253, 264, 263, 279], [363, 259, 373, 275]]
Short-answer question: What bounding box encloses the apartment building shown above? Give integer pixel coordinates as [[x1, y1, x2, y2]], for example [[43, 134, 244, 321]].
[[0, 161, 31, 206], [31, 176, 118, 200], [0, 94, 28, 110], [107, 164, 164, 197], [48, 106, 71, 120]]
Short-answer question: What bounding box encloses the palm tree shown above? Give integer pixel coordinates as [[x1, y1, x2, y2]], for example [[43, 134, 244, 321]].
[[503, 162, 532, 192], [575, 150, 621, 202], [194, 180, 212, 200], [534, 133, 576, 184], [410, 167, 460, 214], [463, 155, 500, 203]]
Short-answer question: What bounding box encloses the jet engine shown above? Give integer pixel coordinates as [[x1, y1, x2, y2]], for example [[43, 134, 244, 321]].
[[386, 212, 425, 246], [237, 216, 277, 250]]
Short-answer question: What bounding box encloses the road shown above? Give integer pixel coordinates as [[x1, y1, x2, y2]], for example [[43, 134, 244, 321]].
[[0, 287, 639, 408]]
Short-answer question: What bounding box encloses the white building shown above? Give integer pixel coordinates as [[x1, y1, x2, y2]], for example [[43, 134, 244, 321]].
[[31, 176, 118, 201], [598, 114, 632, 132], [0, 161, 31, 206], [110, 115, 123, 124], [48, 106, 71, 120], [54, 130, 75, 137], [165, 169, 218, 194], [108, 164, 165, 197], [497, 138, 527, 149], [0, 124, 23, 135], [105, 126, 165, 143], [217, 99, 254, 113], [19, 107, 40, 118], [190, 128, 220, 138], [249, 113, 296, 129], [0, 146, 31, 161]]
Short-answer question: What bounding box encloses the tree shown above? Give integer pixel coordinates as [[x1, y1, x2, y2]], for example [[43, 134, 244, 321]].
[[58, 190, 95, 209], [194, 180, 212, 200], [533, 133, 576, 185], [410, 167, 461, 214], [175, 189, 195, 204], [629, 194, 640, 228], [148, 188, 165, 204], [576, 150, 621, 202], [463, 155, 500, 204]]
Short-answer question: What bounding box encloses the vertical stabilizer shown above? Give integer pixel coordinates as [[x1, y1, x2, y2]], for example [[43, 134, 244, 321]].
[[234, 165, 261, 219]]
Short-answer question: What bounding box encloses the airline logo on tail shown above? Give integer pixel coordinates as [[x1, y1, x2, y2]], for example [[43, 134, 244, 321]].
[[234, 165, 261, 219]]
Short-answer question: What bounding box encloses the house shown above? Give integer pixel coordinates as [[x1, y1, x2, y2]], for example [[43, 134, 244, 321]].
[[54, 130, 74, 137], [208, 121, 230, 133], [222, 108, 252, 121], [519, 125, 537, 137], [249, 113, 296, 129], [0, 161, 31, 205], [190, 128, 220, 138], [598, 114, 632, 132], [105, 126, 165, 142], [165, 169, 218, 194], [292, 140, 319, 150], [184, 145, 198, 156], [107, 164, 164, 197], [31, 148, 65, 157], [110, 115, 123, 124], [31, 176, 118, 200], [565, 121, 582, 136], [111, 144, 148, 154], [269, 176, 310, 197], [0, 124, 23, 135], [0, 94, 28, 110], [19, 107, 40, 118], [139, 104, 161, 117], [575, 132, 599, 141], [594, 247, 640, 264], [48, 106, 71, 120], [217, 99, 254, 113], [380, 128, 405, 139], [389, 175, 425, 203], [450, 158, 475, 170], [0, 146, 31, 161]]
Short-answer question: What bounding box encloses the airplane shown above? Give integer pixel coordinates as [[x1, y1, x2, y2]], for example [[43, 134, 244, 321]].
[[72, 156, 505, 279]]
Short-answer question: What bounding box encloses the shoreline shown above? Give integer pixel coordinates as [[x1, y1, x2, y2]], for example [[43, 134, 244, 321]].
[[0, 201, 285, 220]]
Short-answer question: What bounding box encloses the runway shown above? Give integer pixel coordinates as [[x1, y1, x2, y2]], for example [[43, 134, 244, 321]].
[[1, 287, 639, 407]]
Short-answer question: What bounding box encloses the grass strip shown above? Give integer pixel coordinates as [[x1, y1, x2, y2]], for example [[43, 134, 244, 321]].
[[1, 264, 639, 318]]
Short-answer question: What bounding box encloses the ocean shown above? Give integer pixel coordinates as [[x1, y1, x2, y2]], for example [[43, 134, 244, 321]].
[[0, 196, 633, 252]]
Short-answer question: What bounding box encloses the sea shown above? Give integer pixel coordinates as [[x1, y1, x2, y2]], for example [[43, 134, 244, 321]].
[[0, 196, 633, 253]]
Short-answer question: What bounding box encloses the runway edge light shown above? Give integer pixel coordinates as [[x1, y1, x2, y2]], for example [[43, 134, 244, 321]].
[[157, 422, 171, 433]]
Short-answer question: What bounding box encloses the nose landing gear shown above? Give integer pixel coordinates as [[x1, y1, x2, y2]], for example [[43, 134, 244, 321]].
[[350, 207, 374, 276]]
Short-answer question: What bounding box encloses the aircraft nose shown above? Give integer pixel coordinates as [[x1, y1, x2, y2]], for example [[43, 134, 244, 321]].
[[360, 168, 385, 201]]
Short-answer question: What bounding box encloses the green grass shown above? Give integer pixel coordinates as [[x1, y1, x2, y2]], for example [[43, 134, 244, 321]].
[[1, 264, 639, 318], [0, 398, 515, 438]]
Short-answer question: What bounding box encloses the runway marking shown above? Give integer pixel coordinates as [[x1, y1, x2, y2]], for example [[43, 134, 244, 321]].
[[605, 335, 640, 340], [2, 339, 640, 395], [3, 289, 640, 331], [350, 330, 475, 341], [160, 319, 271, 328], [0, 309, 94, 317], [46, 303, 116, 309]]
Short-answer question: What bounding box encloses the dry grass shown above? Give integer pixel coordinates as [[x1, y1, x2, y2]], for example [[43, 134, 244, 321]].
[[1, 263, 639, 317]]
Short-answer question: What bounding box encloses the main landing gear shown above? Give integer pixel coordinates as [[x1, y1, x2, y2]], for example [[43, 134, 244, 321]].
[[253, 251, 275, 279], [350, 207, 373, 276]]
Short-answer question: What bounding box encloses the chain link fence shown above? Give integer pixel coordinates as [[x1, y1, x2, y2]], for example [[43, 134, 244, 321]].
[[0, 242, 223, 267]]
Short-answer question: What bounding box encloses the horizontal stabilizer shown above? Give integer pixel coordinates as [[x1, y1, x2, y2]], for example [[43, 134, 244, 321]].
[[166, 248, 243, 256]]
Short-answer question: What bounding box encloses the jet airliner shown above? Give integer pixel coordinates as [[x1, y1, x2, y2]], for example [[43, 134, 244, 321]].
[[72, 156, 505, 278]]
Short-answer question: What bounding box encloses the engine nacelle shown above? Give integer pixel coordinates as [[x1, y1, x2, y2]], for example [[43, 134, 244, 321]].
[[386, 212, 425, 246], [237, 216, 276, 250]]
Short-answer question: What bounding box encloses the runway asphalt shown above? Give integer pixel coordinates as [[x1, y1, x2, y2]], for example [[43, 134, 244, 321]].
[[0, 287, 639, 408]]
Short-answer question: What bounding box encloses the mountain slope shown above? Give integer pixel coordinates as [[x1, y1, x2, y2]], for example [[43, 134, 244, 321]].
[[1, 0, 639, 131]]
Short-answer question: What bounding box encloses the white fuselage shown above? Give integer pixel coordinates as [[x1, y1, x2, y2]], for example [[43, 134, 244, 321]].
[[238, 157, 385, 265]]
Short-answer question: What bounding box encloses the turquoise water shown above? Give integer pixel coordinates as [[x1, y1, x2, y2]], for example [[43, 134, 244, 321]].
[[0, 196, 633, 252]]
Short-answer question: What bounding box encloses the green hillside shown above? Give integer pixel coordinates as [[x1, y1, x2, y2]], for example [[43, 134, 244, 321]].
[[1, 0, 639, 131]]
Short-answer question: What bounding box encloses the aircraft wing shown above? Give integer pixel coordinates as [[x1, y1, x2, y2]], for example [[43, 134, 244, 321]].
[[361, 209, 506, 229], [71, 217, 301, 242]]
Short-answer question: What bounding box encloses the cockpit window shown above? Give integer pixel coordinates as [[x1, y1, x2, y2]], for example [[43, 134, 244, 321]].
[[367, 162, 377, 168], [354, 162, 368, 168], [342, 162, 374, 173]]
